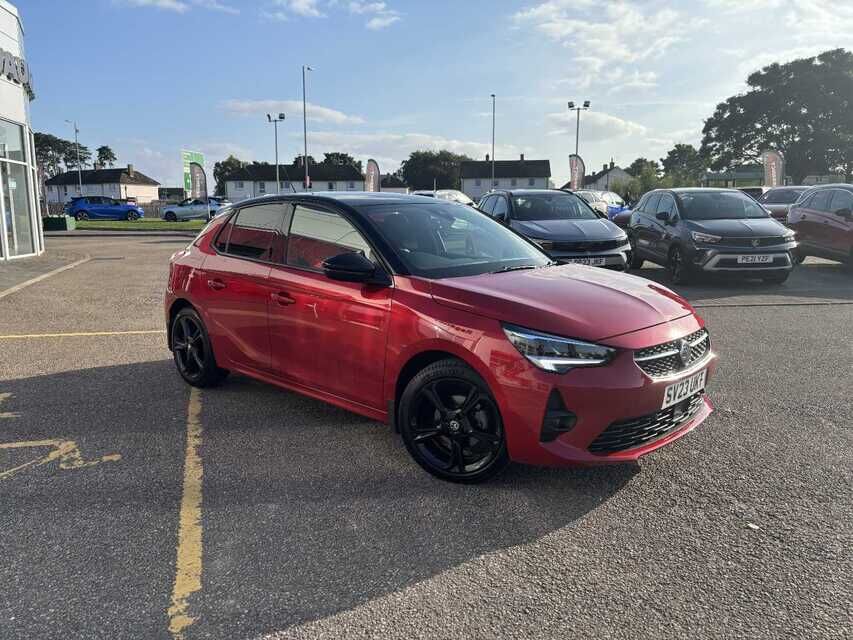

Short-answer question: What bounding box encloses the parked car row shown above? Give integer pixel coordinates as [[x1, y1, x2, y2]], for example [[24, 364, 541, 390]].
[[64, 196, 145, 221]]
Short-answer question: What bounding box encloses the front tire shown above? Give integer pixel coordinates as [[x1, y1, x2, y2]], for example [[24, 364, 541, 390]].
[[76, 211, 89, 221], [127, 211, 139, 221], [399, 359, 509, 483], [165, 211, 177, 222], [668, 246, 690, 285], [628, 239, 644, 269], [171, 307, 228, 388]]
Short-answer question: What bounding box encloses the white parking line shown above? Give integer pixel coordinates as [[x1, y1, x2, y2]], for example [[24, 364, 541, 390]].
[[0, 255, 92, 301]]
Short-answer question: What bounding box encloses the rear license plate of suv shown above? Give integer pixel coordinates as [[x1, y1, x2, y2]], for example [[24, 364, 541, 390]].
[[567, 257, 606, 266], [737, 255, 773, 264], [662, 369, 707, 409]]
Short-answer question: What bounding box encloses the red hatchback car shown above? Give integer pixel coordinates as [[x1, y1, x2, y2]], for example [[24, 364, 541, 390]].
[[165, 193, 716, 482]]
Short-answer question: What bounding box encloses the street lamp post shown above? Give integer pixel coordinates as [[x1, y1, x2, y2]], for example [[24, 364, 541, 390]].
[[65, 119, 83, 195], [490, 94, 496, 189], [267, 113, 286, 194], [567, 100, 591, 157], [302, 65, 312, 191]]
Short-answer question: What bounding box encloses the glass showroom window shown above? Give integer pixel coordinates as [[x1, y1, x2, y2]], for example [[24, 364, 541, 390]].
[[0, 118, 39, 259]]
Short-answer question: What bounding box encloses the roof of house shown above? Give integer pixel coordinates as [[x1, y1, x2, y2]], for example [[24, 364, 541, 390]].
[[380, 174, 406, 188], [45, 167, 160, 186], [460, 159, 551, 180], [225, 162, 364, 183]]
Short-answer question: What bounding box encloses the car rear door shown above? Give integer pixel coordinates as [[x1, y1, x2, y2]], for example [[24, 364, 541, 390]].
[[200, 203, 284, 373], [826, 189, 853, 256], [797, 189, 832, 253], [267, 201, 391, 410]]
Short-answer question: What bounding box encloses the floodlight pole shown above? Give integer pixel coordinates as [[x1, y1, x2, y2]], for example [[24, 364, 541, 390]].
[[302, 65, 311, 191]]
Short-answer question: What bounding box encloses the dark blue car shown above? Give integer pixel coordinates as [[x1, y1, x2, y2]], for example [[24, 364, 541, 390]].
[[65, 196, 145, 221]]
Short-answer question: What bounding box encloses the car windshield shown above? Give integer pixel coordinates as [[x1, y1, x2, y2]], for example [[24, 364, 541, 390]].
[[511, 191, 599, 221], [358, 201, 551, 279], [759, 188, 807, 204], [677, 191, 770, 220]]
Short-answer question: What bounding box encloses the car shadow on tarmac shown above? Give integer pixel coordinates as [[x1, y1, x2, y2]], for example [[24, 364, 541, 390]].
[[0, 360, 637, 638]]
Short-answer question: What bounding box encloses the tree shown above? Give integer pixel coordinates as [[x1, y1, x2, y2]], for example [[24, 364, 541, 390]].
[[63, 142, 92, 171], [626, 157, 660, 178], [97, 145, 117, 168], [322, 152, 362, 172], [213, 155, 246, 195], [399, 150, 474, 190], [660, 144, 707, 187], [701, 48, 853, 183], [34, 132, 72, 177]]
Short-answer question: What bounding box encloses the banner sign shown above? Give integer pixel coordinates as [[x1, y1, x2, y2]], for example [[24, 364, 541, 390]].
[[569, 154, 585, 191], [762, 150, 785, 187], [365, 159, 380, 192], [182, 150, 205, 197]]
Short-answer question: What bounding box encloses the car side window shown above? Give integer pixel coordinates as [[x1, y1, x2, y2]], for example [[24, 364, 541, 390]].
[[829, 189, 853, 213], [220, 203, 287, 261], [493, 196, 508, 218], [286, 204, 375, 272], [658, 194, 677, 218], [479, 196, 495, 214], [810, 190, 832, 212], [645, 193, 662, 215]]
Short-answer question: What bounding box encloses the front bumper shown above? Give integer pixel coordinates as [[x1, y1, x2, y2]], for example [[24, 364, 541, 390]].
[[549, 243, 631, 270], [488, 315, 716, 466], [688, 241, 797, 273]]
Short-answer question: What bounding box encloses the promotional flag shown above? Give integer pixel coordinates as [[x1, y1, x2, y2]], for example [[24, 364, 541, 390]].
[[182, 150, 205, 197], [188, 162, 211, 219], [366, 159, 380, 192], [569, 154, 585, 191], [762, 150, 785, 187]]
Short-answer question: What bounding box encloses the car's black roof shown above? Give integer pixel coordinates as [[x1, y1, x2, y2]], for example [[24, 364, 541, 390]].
[[233, 191, 452, 209]]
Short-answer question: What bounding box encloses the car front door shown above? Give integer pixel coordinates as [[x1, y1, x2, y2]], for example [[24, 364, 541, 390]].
[[267, 202, 391, 410], [826, 189, 853, 256], [492, 194, 509, 224], [654, 193, 679, 257], [200, 203, 285, 372], [799, 189, 833, 253], [87, 197, 109, 219]]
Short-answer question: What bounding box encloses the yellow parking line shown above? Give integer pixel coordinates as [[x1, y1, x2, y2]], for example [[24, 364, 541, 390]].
[[0, 330, 165, 340], [168, 387, 204, 640]]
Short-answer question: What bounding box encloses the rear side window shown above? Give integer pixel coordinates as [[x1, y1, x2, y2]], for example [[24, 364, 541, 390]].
[[829, 189, 853, 213], [286, 205, 375, 271], [809, 190, 832, 212], [216, 203, 287, 260]]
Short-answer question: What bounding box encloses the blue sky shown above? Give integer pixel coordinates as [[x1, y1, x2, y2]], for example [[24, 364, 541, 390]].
[[23, 0, 852, 187]]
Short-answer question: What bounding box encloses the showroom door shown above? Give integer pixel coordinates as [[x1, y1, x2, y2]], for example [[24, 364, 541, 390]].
[[267, 202, 391, 410]]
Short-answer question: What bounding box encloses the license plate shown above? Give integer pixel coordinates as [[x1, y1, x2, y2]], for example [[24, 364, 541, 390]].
[[737, 255, 773, 264], [662, 369, 707, 409], [567, 257, 606, 266]]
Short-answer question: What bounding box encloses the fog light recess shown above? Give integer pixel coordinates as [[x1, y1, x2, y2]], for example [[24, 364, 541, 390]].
[[541, 389, 577, 442]]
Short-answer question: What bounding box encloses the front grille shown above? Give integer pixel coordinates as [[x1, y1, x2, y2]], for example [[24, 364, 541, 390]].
[[551, 238, 624, 252], [635, 328, 710, 378], [722, 236, 788, 248], [589, 392, 704, 454]]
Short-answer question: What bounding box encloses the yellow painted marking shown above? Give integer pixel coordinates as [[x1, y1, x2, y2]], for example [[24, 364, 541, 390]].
[[0, 438, 122, 480], [168, 387, 204, 640], [0, 330, 165, 340], [0, 392, 20, 419]]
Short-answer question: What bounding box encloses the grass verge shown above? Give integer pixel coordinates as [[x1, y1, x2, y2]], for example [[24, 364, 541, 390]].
[[76, 219, 206, 232]]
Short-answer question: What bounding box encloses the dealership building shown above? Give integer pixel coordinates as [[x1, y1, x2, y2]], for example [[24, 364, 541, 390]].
[[0, 0, 41, 261]]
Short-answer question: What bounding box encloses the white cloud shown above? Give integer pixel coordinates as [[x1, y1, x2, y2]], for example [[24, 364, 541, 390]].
[[193, 0, 239, 13], [221, 99, 365, 125], [347, 0, 401, 29], [118, 0, 239, 13], [546, 110, 648, 141], [271, 0, 325, 18]]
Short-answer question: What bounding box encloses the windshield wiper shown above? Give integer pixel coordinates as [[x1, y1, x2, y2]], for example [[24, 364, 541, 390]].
[[490, 264, 539, 274]]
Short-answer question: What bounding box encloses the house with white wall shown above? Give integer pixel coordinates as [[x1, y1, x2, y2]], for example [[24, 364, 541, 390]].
[[460, 155, 551, 201], [380, 174, 408, 193], [224, 161, 365, 201], [44, 165, 160, 203]]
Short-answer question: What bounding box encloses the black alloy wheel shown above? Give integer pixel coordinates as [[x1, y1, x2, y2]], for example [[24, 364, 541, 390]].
[[165, 211, 177, 222], [399, 359, 509, 483], [668, 246, 690, 285], [127, 211, 139, 221], [77, 211, 89, 221], [171, 307, 228, 387]]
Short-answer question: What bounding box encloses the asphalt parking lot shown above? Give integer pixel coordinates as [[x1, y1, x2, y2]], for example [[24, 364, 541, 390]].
[[1, 236, 850, 640]]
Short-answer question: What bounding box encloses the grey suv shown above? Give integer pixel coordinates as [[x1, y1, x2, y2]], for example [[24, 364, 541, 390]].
[[627, 188, 797, 284]]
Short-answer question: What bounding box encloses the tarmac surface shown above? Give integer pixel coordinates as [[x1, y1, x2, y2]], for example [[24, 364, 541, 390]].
[[0, 236, 850, 639]]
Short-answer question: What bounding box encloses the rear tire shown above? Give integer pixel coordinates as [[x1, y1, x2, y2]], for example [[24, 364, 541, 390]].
[[171, 307, 229, 388], [77, 211, 89, 221], [127, 211, 139, 221], [399, 359, 509, 484]]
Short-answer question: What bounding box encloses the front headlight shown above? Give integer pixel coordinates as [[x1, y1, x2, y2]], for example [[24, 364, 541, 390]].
[[531, 238, 554, 250], [503, 323, 615, 373], [691, 231, 722, 244]]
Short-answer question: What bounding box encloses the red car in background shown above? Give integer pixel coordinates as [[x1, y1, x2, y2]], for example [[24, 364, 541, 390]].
[[787, 184, 853, 266], [165, 193, 715, 483]]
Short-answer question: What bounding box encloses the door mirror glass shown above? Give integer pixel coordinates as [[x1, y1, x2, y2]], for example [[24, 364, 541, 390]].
[[493, 211, 507, 223], [322, 251, 379, 283], [655, 211, 670, 222]]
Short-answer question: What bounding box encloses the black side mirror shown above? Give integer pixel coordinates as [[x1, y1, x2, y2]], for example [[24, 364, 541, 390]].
[[835, 207, 852, 218], [322, 252, 388, 285], [655, 211, 671, 223], [494, 212, 507, 223]]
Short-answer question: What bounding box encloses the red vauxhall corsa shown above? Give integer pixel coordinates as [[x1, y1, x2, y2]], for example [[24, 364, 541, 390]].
[[165, 193, 716, 483]]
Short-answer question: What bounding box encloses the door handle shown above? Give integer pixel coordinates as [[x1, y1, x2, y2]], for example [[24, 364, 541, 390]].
[[272, 291, 296, 306], [207, 279, 226, 290]]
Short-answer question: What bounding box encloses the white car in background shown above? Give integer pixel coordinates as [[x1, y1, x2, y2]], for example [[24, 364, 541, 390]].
[[412, 189, 477, 206], [162, 197, 231, 221], [575, 190, 627, 218]]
